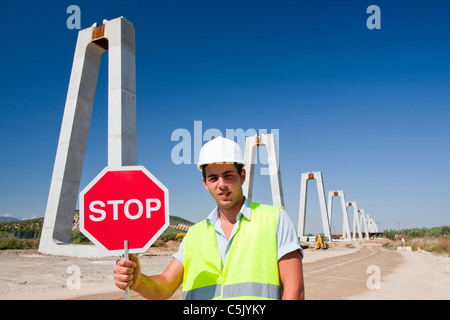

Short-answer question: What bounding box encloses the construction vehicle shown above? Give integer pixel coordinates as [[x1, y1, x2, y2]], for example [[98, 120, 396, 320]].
[[314, 234, 329, 249]]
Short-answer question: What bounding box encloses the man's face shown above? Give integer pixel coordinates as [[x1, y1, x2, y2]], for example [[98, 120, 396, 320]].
[[202, 163, 246, 210]]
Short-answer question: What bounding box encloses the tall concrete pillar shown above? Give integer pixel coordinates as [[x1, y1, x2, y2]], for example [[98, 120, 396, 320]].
[[327, 190, 351, 240], [39, 17, 137, 257], [359, 209, 370, 240], [347, 201, 363, 240], [242, 134, 284, 208], [372, 218, 379, 233], [105, 18, 137, 167], [297, 172, 332, 241], [365, 214, 375, 234]]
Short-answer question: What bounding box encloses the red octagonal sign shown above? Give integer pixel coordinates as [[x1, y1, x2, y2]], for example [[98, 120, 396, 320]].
[[79, 166, 169, 255]]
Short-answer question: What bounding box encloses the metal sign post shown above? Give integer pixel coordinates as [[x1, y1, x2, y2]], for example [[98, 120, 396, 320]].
[[124, 240, 129, 300]]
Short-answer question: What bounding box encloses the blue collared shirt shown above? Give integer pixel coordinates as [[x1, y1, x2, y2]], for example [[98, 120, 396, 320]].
[[173, 198, 302, 265]]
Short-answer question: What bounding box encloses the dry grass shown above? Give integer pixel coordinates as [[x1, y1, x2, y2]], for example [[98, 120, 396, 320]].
[[382, 235, 450, 257], [409, 236, 450, 256]]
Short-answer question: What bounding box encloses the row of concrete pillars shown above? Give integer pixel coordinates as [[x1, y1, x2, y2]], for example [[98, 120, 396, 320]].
[[296, 172, 379, 241], [241, 138, 379, 242]]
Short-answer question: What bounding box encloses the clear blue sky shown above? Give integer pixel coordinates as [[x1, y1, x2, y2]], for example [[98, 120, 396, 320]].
[[1, 0, 449, 233]]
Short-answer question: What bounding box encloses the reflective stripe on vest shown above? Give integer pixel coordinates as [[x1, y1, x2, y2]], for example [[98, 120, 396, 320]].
[[182, 202, 281, 300], [183, 282, 281, 300], [183, 284, 221, 300]]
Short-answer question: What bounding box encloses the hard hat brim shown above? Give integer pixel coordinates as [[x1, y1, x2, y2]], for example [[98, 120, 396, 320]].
[[197, 161, 245, 171]]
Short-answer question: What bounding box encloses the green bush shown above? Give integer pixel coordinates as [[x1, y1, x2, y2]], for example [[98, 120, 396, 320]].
[[71, 229, 91, 244], [0, 236, 24, 250], [159, 228, 179, 242]]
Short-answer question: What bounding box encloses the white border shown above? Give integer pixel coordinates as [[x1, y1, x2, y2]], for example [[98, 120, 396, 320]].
[[79, 166, 170, 256]]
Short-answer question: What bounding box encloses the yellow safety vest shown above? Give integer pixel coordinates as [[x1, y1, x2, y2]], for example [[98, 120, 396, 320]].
[[182, 202, 281, 300]]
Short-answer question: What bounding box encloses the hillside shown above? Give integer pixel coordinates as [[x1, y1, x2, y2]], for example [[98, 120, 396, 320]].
[[0, 217, 43, 233], [0, 212, 194, 242], [0, 216, 20, 223]]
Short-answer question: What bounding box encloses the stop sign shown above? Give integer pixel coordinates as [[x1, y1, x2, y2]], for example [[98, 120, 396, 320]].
[[79, 166, 169, 255]]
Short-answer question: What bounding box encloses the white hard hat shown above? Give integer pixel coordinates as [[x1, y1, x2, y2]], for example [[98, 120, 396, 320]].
[[197, 136, 245, 171]]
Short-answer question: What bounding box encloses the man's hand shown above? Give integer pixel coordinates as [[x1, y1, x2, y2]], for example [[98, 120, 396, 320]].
[[113, 253, 141, 290]]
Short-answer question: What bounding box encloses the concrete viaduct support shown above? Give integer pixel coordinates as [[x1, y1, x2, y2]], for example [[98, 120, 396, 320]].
[[297, 172, 332, 241], [327, 190, 351, 240], [358, 209, 370, 240], [347, 201, 363, 240], [242, 134, 284, 208], [39, 17, 136, 257]]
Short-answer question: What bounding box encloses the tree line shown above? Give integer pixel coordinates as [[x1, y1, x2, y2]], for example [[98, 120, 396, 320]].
[[383, 225, 450, 240]]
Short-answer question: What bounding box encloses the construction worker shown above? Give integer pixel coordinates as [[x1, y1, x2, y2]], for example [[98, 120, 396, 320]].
[[114, 136, 304, 299]]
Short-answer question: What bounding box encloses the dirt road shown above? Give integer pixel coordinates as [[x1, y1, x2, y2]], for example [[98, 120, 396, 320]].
[[1, 241, 448, 300], [303, 243, 402, 299]]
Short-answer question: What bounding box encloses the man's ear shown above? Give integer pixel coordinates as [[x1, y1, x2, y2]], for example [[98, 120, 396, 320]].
[[240, 168, 246, 185], [202, 177, 209, 191]]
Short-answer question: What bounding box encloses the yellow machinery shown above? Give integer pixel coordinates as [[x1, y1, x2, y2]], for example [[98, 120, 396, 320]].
[[314, 234, 329, 249]]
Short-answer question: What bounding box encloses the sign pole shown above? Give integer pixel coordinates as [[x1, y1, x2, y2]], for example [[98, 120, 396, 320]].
[[124, 240, 129, 300]]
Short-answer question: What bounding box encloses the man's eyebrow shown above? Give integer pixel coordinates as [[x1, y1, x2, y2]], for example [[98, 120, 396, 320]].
[[207, 171, 235, 178]]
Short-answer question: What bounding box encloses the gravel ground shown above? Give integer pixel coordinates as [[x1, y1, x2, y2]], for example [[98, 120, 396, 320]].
[[1, 240, 448, 300]]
